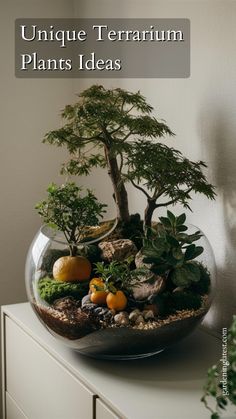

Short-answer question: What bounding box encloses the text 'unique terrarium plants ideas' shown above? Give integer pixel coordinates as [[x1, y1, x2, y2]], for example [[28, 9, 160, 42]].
[[26, 85, 216, 359]]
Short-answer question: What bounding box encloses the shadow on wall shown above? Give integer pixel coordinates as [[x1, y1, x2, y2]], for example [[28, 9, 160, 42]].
[[199, 102, 236, 331]]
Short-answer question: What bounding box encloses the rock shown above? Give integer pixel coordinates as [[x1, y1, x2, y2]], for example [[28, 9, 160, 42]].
[[114, 311, 129, 326], [129, 309, 141, 323], [135, 315, 145, 325], [144, 304, 160, 316], [98, 239, 137, 262], [131, 269, 165, 301], [82, 303, 99, 313], [135, 250, 153, 269], [81, 295, 91, 307], [142, 310, 155, 320]]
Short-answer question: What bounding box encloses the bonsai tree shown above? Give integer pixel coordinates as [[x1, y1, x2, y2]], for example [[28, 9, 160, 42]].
[[43, 85, 215, 231], [43, 85, 173, 223], [36, 182, 106, 256], [201, 315, 236, 419], [125, 140, 215, 229]]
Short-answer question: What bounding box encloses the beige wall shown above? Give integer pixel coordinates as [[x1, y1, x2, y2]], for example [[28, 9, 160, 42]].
[[0, 0, 74, 409], [73, 0, 236, 333]]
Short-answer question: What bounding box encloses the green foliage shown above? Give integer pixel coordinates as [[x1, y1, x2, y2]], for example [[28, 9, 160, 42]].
[[161, 291, 202, 314], [43, 85, 173, 178], [142, 211, 206, 287], [94, 257, 134, 293], [43, 85, 173, 223], [126, 140, 215, 206], [202, 316, 236, 418], [38, 277, 88, 304], [190, 263, 211, 295], [125, 140, 215, 227], [36, 182, 106, 255]]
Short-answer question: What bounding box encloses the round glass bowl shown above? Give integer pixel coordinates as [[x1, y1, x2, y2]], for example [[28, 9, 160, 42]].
[[25, 223, 216, 360]]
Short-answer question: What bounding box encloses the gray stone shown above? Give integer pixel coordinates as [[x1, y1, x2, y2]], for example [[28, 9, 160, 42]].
[[114, 311, 129, 326], [142, 310, 155, 320], [131, 269, 165, 301], [81, 295, 91, 307], [135, 315, 145, 325], [129, 309, 141, 323], [98, 239, 138, 262], [135, 250, 153, 269]]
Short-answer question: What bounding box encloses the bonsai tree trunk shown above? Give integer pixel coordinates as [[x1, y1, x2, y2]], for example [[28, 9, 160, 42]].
[[69, 229, 78, 256], [104, 145, 130, 223], [144, 199, 157, 230]]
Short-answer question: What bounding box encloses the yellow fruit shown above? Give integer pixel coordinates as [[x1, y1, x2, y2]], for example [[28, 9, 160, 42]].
[[106, 290, 127, 311], [53, 256, 91, 282], [90, 290, 108, 305], [89, 278, 104, 292]]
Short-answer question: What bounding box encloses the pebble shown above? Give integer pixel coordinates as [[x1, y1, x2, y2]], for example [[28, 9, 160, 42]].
[[135, 315, 145, 325], [82, 303, 98, 312], [143, 310, 155, 320], [114, 312, 129, 326], [129, 309, 141, 323], [81, 295, 91, 307]]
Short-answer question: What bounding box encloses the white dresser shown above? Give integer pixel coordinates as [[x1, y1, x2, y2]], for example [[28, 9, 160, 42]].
[[1, 303, 227, 419]]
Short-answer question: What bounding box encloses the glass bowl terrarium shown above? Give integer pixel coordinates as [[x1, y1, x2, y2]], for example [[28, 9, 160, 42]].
[[26, 183, 215, 359], [26, 85, 216, 359]]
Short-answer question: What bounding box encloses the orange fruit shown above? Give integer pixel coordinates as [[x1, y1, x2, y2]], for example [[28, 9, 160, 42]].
[[89, 278, 105, 292], [53, 256, 91, 282], [90, 290, 108, 305], [106, 290, 127, 311]]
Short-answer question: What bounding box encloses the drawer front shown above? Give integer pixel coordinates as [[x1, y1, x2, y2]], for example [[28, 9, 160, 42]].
[[6, 392, 28, 419], [5, 317, 94, 419], [96, 399, 120, 419]]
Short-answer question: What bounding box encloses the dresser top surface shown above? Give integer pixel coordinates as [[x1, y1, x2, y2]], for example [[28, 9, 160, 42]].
[[1, 303, 225, 419]]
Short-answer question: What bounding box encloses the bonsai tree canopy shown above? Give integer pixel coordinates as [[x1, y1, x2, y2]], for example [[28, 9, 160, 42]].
[[43, 85, 173, 223], [43, 85, 215, 230], [36, 182, 107, 256], [125, 140, 216, 229]]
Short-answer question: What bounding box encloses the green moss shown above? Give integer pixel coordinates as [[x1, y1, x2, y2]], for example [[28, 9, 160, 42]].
[[38, 277, 89, 304], [161, 290, 202, 315], [189, 263, 211, 295]]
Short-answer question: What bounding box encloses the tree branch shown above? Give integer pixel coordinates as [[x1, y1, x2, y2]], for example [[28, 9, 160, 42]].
[[155, 187, 193, 208], [130, 179, 151, 199]]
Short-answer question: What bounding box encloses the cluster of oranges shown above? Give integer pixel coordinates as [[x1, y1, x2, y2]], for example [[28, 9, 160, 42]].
[[89, 278, 127, 311], [52, 255, 127, 311]]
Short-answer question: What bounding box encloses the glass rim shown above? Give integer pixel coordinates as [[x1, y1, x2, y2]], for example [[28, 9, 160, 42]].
[[39, 218, 118, 246]]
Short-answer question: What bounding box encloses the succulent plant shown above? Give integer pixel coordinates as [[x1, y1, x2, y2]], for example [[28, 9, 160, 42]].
[[142, 211, 207, 288]]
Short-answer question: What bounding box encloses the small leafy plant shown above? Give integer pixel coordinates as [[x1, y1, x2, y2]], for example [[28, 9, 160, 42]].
[[94, 257, 134, 293], [201, 316, 236, 419], [142, 211, 206, 288], [36, 182, 107, 256]]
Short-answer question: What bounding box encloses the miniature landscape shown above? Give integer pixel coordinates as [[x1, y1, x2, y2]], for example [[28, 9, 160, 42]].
[[27, 85, 216, 355]]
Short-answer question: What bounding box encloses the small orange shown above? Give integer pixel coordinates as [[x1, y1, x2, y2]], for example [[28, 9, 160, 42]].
[[106, 290, 127, 311], [89, 278, 105, 293], [53, 256, 91, 282], [90, 290, 108, 305]]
